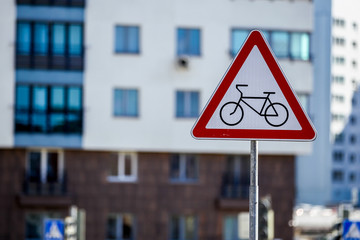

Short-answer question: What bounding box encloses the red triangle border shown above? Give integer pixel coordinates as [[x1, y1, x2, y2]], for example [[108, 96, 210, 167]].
[[191, 30, 316, 141]]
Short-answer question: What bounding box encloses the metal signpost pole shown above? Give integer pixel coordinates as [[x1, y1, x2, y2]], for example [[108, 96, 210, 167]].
[[249, 140, 258, 240]]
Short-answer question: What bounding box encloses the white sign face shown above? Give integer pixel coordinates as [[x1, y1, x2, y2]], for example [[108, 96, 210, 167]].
[[206, 46, 301, 130]]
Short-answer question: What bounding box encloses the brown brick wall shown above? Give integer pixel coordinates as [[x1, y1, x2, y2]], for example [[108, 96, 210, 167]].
[[0, 149, 295, 240]]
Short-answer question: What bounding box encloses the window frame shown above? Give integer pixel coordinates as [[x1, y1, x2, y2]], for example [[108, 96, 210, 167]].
[[113, 88, 139, 118], [175, 90, 200, 118], [169, 215, 198, 240], [16, 20, 84, 57], [106, 213, 136, 240], [176, 27, 201, 57], [170, 154, 199, 183], [26, 149, 64, 183], [107, 153, 138, 183], [15, 84, 83, 134], [114, 25, 140, 54]]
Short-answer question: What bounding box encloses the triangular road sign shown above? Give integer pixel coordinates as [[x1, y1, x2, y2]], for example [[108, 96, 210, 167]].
[[192, 30, 316, 141]]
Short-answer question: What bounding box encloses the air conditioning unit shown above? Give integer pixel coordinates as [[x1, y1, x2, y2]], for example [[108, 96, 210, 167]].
[[177, 56, 189, 68]]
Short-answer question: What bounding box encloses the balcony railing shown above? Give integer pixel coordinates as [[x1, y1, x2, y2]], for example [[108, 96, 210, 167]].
[[16, 55, 84, 70], [221, 172, 249, 199], [16, 0, 85, 7], [22, 171, 68, 196]]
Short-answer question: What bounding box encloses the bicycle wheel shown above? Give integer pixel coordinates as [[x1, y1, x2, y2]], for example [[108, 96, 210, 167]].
[[220, 102, 244, 126], [264, 103, 289, 127]]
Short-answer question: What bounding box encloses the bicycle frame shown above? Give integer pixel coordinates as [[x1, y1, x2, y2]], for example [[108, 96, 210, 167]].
[[236, 93, 278, 117]]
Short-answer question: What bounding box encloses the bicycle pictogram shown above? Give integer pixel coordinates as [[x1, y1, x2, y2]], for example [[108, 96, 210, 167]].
[[220, 84, 289, 127]]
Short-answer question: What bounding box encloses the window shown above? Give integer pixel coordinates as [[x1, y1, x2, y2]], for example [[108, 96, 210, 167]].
[[334, 133, 344, 144], [17, 22, 31, 55], [332, 94, 345, 103], [350, 115, 357, 125], [333, 151, 344, 162], [332, 75, 345, 84], [223, 215, 238, 240], [170, 215, 197, 240], [271, 31, 290, 58], [27, 149, 64, 183], [106, 213, 135, 240], [333, 56, 345, 65], [349, 153, 356, 163], [177, 28, 201, 56], [176, 91, 199, 118], [350, 134, 357, 144], [230, 29, 310, 60], [290, 32, 310, 60], [115, 26, 140, 54], [15, 85, 82, 134], [108, 153, 137, 182], [297, 93, 309, 112], [231, 29, 249, 56], [349, 172, 356, 183], [114, 89, 139, 117], [170, 154, 198, 182], [16, 21, 83, 56], [332, 170, 344, 183], [26, 212, 61, 240]]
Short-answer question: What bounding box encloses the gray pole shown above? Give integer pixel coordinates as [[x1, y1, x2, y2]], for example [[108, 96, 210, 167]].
[[249, 140, 258, 240]]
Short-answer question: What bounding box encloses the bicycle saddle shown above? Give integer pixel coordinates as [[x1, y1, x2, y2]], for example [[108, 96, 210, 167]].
[[263, 91, 275, 94]]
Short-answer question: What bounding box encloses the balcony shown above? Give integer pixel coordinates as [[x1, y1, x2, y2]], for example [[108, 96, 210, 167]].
[[16, 55, 84, 71], [17, 171, 72, 207], [216, 172, 249, 210], [16, 0, 85, 7]]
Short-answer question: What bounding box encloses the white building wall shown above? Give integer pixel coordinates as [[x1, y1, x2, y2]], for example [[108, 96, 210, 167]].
[[0, 1, 15, 147], [83, 0, 314, 154]]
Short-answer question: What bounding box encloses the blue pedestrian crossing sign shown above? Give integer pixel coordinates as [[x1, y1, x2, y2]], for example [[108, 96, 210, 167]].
[[44, 219, 64, 240], [343, 220, 360, 240]]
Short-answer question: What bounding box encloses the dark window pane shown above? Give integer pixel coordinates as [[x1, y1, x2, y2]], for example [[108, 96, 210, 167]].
[[124, 154, 132, 176], [50, 113, 65, 132], [51, 87, 65, 111], [29, 152, 41, 182], [52, 24, 66, 55], [68, 87, 82, 111], [16, 85, 30, 110], [15, 113, 29, 132], [170, 155, 180, 179], [47, 152, 58, 182], [109, 154, 118, 177], [25, 213, 42, 239], [176, 91, 185, 117], [17, 22, 31, 55], [34, 23, 49, 55], [190, 92, 199, 117], [32, 113, 47, 132], [122, 214, 133, 240], [67, 113, 82, 133], [185, 155, 198, 180], [106, 215, 117, 240], [170, 216, 180, 240], [69, 24, 82, 56]]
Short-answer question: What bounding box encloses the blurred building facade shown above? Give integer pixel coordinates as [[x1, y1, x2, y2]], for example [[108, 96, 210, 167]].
[[0, 0, 314, 239], [297, 0, 360, 205]]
